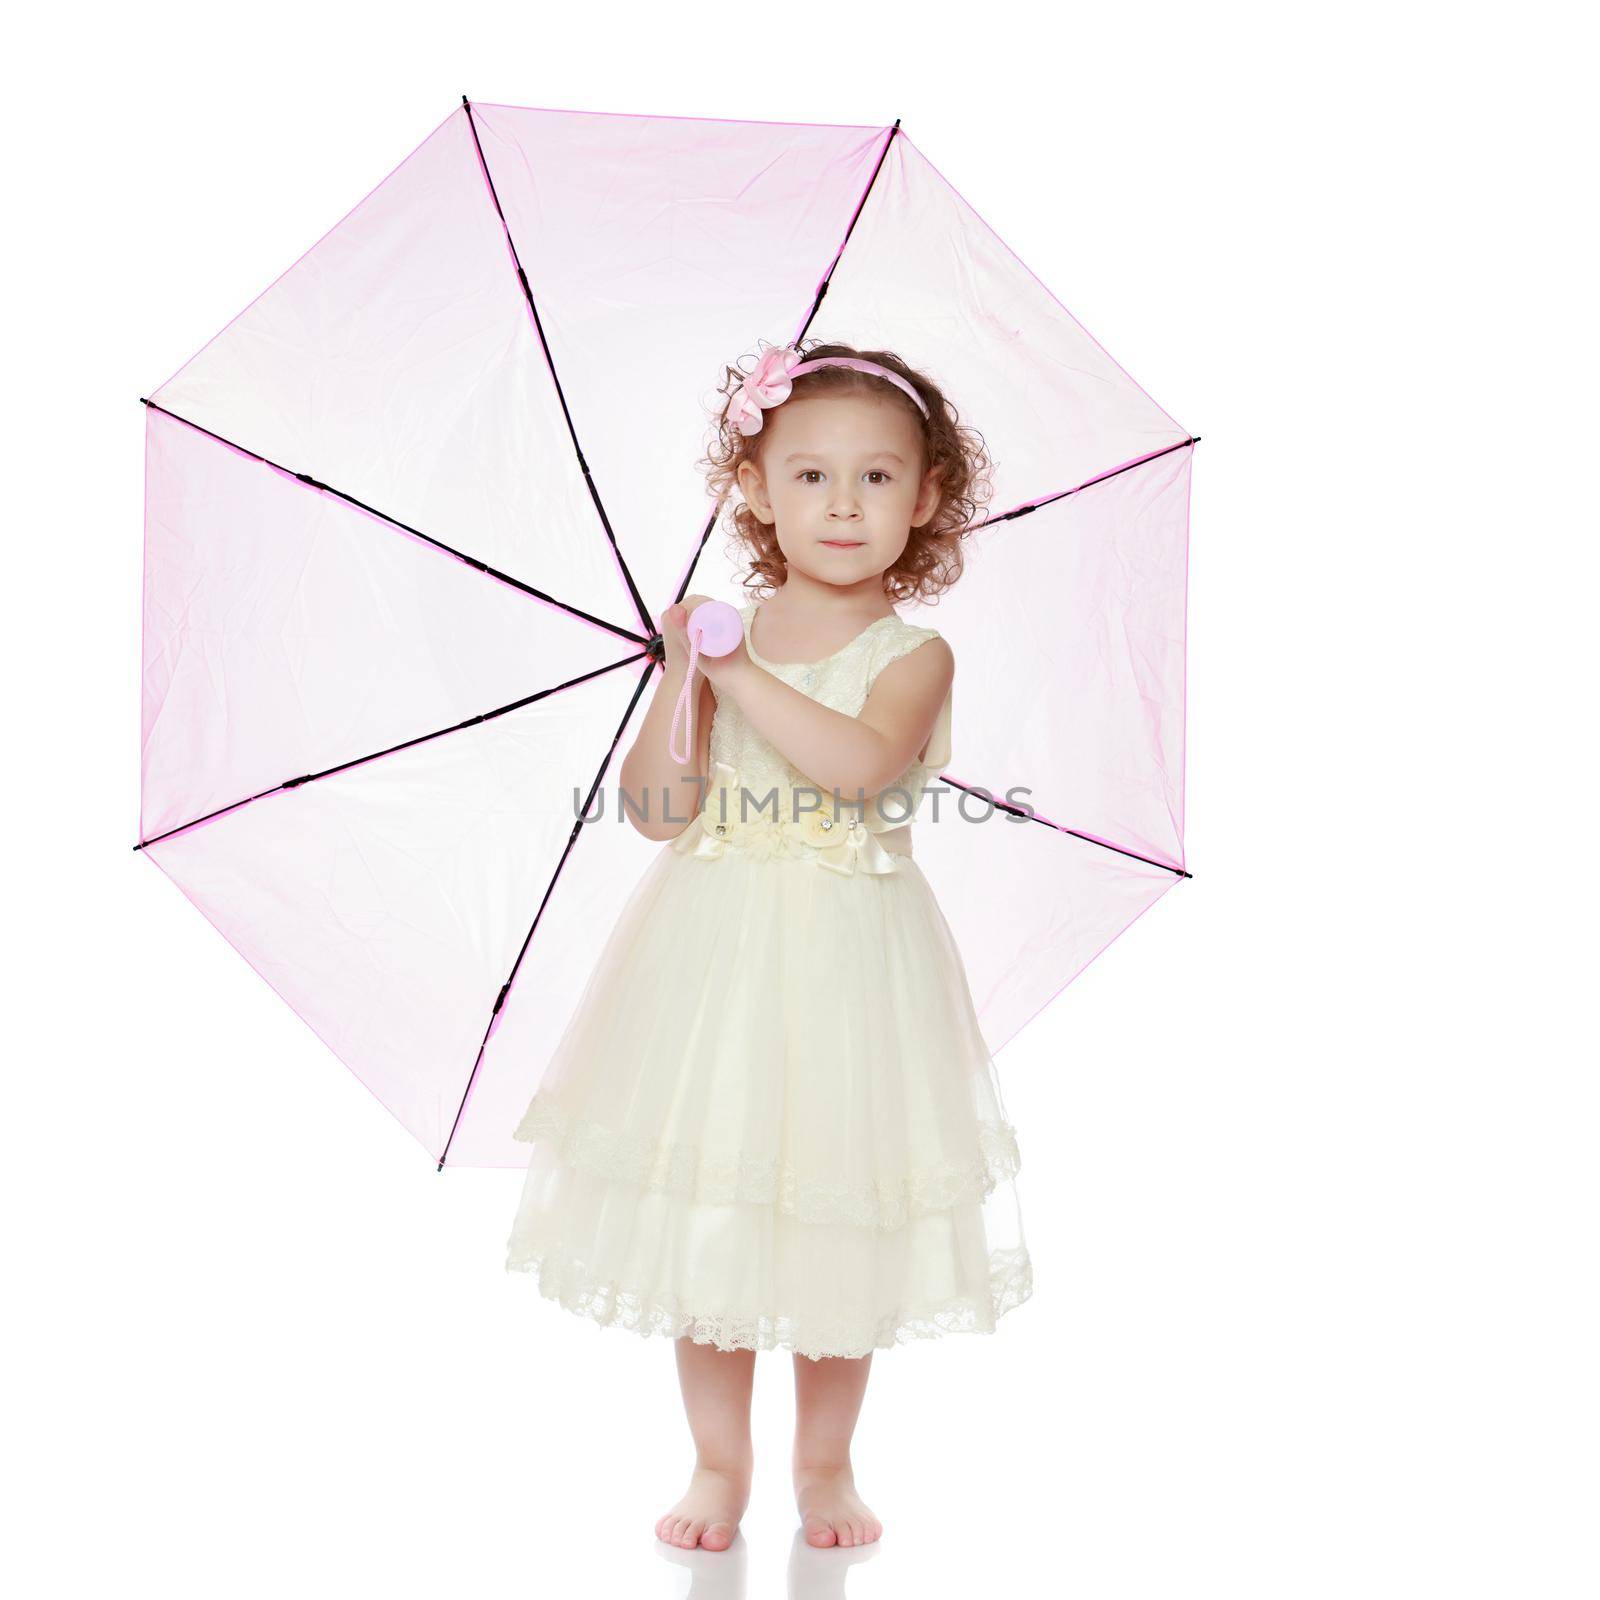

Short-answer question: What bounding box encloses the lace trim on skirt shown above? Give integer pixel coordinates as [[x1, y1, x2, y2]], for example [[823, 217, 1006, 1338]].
[[504, 1236, 1034, 1361], [512, 1093, 1022, 1231]]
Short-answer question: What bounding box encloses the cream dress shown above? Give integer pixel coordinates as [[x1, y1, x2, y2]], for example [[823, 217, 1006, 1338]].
[[504, 597, 1032, 1360]]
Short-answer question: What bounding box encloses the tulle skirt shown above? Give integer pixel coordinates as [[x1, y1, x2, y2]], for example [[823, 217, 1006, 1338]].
[[504, 834, 1033, 1361]]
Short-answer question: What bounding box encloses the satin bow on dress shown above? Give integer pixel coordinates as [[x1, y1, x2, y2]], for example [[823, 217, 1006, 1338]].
[[669, 760, 910, 877]]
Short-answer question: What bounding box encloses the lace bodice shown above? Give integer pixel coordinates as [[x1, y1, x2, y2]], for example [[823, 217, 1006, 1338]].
[[706, 598, 953, 830]]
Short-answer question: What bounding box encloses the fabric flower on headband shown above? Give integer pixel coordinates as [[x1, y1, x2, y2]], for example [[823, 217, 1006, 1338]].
[[724, 345, 805, 437]]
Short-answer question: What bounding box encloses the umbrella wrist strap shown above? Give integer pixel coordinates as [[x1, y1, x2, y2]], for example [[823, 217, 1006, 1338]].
[[667, 636, 703, 765]]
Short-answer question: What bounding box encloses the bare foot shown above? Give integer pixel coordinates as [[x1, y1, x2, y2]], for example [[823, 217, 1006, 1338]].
[[655, 1462, 750, 1551], [794, 1462, 882, 1548]]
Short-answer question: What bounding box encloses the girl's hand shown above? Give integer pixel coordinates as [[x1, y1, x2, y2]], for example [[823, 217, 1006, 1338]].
[[659, 597, 751, 687], [658, 599, 697, 678]]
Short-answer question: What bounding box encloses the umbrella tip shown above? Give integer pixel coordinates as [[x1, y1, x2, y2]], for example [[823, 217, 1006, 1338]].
[[138, 396, 149, 406], [461, 93, 471, 107]]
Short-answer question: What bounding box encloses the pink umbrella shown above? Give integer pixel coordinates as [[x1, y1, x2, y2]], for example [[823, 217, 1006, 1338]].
[[136, 98, 1195, 1169]]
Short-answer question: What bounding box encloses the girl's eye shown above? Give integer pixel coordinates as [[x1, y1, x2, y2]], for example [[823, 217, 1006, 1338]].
[[796, 470, 892, 484]]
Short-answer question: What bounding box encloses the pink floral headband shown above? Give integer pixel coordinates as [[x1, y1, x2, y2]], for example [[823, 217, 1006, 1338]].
[[723, 345, 929, 437]]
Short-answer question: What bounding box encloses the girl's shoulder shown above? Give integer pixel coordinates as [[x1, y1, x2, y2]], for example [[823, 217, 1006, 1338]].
[[858, 615, 950, 711], [869, 609, 947, 675]]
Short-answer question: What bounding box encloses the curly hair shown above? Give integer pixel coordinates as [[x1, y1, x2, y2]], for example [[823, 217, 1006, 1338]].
[[696, 338, 995, 606]]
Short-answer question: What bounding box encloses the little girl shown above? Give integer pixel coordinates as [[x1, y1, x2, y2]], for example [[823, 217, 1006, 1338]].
[[505, 339, 1032, 1553]]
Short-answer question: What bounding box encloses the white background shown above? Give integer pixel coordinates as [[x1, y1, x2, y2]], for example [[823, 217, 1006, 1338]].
[[6, 3, 1595, 1595]]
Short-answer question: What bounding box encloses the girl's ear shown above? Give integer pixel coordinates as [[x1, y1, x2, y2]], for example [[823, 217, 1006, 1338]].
[[736, 456, 773, 524]]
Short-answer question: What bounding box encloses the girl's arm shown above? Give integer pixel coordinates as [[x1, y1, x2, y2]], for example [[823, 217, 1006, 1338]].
[[617, 599, 718, 841], [702, 638, 953, 802]]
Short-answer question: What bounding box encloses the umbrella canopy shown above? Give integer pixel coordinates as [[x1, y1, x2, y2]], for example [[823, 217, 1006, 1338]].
[[137, 99, 1195, 1168]]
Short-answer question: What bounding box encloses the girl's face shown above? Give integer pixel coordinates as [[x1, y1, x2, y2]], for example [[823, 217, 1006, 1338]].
[[735, 393, 943, 590]]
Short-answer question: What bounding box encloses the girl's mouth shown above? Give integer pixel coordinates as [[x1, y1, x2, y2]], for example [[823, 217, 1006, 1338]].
[[820, 539, 864, 549]]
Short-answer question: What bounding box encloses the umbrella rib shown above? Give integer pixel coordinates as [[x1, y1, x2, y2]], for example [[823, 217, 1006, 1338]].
[[973, 435, 1201, 530], [436, 657, 662, 1169], [461, 95, 656, 640], [672, 501, 726, 608], [673, 118, 904, 605], [140, 398, 648, 648], [131, 649, 652, 853], [793, 118, 903, 346], [939, 775, 1191, 878]]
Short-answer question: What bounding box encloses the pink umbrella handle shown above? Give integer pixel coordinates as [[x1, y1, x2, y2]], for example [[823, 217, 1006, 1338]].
[[667, 600, 744, 765]]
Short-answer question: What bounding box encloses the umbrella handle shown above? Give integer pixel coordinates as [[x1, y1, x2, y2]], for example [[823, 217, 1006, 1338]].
[[667, 600, 745, 765]]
